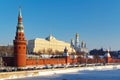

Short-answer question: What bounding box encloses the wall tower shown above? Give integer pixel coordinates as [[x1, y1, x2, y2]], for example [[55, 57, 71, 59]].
[[104, 49, 111, 63], [63, 47, 70, 64], [13, 7, 26, 68]]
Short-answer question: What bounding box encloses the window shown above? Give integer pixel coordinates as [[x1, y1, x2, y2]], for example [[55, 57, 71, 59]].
[[19, 34, 21, 36], [23, 47, 25, 49]]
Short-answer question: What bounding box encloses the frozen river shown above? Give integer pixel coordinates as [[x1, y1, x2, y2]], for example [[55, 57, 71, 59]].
[[12, 69, 120, 80]]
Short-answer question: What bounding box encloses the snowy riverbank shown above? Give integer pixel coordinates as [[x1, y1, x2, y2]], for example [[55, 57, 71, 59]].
[[1, 64, 120, 80]]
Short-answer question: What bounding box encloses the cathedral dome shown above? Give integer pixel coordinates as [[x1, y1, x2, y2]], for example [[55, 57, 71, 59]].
[[46, 34, 56, 41]]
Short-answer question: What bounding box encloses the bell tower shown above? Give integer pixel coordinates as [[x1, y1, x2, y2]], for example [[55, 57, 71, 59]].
[[75, 33, 80, 50], [14, 7, 26, 68]]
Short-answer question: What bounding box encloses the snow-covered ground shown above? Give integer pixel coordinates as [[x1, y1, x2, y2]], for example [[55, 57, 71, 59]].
[[11, 65, 120, 80], [14, 70, 120, 80]]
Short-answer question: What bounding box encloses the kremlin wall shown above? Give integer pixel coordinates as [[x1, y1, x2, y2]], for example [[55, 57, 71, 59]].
[[2, 8, 120, 69]]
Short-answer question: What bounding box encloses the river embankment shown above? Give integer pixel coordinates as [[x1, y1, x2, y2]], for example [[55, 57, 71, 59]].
[[0, 64, 120, 80]]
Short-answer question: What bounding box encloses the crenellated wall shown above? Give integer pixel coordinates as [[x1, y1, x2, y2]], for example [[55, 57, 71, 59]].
[[2, 55, 120, 68], [26, 58, 67, 66]]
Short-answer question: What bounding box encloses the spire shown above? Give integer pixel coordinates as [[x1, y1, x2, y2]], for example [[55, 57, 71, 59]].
[[18, 7, 22, 18], [64, 47, 68, 53], [16, 7, 24, 33], [63, 47, 69, 57]]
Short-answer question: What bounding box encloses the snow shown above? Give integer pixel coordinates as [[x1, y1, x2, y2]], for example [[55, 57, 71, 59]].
[[10, 65, 120, 80]]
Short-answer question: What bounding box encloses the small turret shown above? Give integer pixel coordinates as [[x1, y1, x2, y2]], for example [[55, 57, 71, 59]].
[[104, 49, 111, 58], [63, 47, 69, 57], [63, 47, 70, 65], [104, 49, 111, 63]]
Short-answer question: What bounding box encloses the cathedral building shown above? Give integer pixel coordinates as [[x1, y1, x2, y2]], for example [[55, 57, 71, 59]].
[[71, 33, 88, 53], [28, 33, 88, 55]]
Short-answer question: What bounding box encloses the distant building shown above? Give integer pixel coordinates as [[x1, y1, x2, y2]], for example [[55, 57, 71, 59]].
[[28, 34, 75, 54], [71, 33, 88, 53], [75, 33, 79, 49]]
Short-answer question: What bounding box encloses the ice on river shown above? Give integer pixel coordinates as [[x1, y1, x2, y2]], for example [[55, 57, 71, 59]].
[[11, 65, 120, 80]]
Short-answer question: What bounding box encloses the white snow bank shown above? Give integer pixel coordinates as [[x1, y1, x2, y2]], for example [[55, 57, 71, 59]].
[[1, 64, 120, 80], [38, 65, 120, 76]]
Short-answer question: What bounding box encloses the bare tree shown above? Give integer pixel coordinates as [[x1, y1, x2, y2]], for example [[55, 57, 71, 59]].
[[0, 46, 13, 56], [42, 49, 46, 54], [47, 48, 53, 55], [38, 50, 42, 55], [94, 53, 100, 63]]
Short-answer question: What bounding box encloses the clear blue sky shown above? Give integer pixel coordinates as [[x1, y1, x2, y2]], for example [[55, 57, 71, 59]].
[[0, 0, 120, 50]]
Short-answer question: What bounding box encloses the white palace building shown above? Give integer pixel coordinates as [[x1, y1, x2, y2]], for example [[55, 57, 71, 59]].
[[27, 33, 88, 54], [27, 34, 75, 54]]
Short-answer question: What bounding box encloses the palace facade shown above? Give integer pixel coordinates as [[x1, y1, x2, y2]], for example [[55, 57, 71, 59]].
[[28, 35, 75, 54]]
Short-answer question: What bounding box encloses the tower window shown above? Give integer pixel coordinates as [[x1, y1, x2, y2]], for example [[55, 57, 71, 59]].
[[23, 47, 25, 49], [19, 34, 21, 36], [14, 46, 16, 49]]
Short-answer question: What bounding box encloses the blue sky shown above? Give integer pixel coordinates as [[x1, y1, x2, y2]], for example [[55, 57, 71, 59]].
[[0, 0, 120, 50]]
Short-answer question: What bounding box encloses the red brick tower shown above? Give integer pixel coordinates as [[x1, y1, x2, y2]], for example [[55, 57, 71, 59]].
[[14, 8, 26, 68], [63, 47, 70, 64], [104, 49, 111, 63]]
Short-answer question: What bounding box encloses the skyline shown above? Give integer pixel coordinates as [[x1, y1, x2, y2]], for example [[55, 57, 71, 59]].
[[0, 0, 120, 50]]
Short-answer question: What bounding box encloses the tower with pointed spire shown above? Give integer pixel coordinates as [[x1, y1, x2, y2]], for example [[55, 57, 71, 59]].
[[75, 33, 79, 49], [13, 7, 26, 68]]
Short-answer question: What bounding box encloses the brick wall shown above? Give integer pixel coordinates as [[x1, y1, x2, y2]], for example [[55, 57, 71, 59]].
[[26, 58, 66, 66]]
